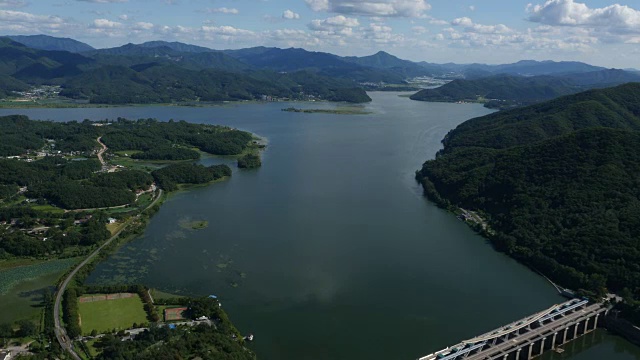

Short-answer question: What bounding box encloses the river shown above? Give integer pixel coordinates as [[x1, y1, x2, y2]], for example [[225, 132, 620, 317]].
[[2, 93, 638, 359]]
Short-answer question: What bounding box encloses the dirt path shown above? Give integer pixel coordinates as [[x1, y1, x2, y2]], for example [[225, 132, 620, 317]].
[[96, 136, 107, 167]]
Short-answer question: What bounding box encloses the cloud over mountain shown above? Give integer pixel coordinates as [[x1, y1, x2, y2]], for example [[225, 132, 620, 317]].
[[305, 0, 430, 18], [527, 0, 640, 33]]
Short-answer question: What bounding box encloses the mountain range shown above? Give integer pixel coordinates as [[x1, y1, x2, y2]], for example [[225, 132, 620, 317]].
[[1, 34, 639, 106]]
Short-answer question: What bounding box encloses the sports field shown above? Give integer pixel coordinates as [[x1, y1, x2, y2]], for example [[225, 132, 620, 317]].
[[78, 293, 148, 335]]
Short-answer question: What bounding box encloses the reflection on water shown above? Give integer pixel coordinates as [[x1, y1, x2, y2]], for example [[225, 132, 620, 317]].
[[539, 330, 640, 360], [2, 94, 638, 359]]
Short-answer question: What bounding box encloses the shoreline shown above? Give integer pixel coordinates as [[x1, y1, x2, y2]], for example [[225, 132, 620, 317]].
[[0, 98, 366, 110]]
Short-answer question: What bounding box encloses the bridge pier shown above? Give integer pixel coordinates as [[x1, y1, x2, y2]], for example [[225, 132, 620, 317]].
[[593, 314, 600, 330], [540, 337, 546, 353], [528, 343, 533, 360], [584, 317, 591, 335], [551, 332, 557, 349], [563, 325, 569, 344], [574, 319, 580, 338], [516, 348, 521, 360]]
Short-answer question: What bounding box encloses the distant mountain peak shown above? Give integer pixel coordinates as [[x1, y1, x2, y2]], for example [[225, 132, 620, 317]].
[[137, 41, 213, 53], [6, 34, 94, 53]]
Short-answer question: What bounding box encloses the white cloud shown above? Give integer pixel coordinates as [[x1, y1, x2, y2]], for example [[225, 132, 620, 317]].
[[0, 0, 28, 8], [305, 0, 329, 12], [133, 21, 153, 30], [92, 18, 123, 28], [118, 14, 128, 21], [283, 9, 300, 20], [0, 9, 64, 24], [309, 15, 359, 31], [363, 22, 403, 44], [451, 17, 512, 34], [429, 18, 448, 25], [305, 0, 430, 18], [469, 5, 475, 11], [206, 7, 239, 15], [527, 0, 640, 33], [77, 0, 127, 3], [201, 25, 255, 42], [412, 25, 427, 34]]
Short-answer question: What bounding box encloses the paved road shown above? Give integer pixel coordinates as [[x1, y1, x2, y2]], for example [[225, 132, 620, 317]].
[[53, 188, 163, 360]]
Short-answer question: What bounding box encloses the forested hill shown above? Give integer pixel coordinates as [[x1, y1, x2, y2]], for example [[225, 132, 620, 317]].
[[409, 75, 579, 103], [416, 83, 640, 305], [59, 65, 371, 104], [0, 37, 371, 104], [410, 72, 640, 108], [7, 35, 95, 53]]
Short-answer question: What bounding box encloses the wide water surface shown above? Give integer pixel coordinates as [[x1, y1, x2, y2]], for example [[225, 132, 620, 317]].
[[2, 93, 638, 359]]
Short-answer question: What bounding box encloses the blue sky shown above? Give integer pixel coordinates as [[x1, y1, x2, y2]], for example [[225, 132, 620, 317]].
[[1, 0, 639, 68]]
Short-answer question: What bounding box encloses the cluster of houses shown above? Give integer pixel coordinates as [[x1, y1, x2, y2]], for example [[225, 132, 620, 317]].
[[2, 140, 94, 162], [259, 92, 318, 102], [7, 85, 61, 102]]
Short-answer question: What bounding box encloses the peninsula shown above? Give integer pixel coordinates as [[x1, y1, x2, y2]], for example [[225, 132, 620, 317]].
[[0, 115, 261, 359]]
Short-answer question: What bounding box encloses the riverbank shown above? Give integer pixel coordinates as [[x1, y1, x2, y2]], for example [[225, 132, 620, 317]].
[[0, 98, 363, 110]]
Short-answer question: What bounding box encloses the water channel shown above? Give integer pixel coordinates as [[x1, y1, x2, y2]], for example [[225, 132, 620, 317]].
[[2, 92, 638, 359]]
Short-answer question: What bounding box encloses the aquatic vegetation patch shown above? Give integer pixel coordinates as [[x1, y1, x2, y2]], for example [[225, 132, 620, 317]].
[[179, 218, 209, 230], [0, 258, 78, 295]]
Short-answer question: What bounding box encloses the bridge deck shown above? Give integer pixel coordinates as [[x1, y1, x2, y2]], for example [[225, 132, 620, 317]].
[[463, 303, 603, 360], [419, 299, 605, 360]]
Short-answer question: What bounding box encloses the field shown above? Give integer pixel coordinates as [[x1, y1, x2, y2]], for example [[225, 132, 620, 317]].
[[164, 307, 188, 321], [0, 258, 78, 324], [78, 294, 148, 335]]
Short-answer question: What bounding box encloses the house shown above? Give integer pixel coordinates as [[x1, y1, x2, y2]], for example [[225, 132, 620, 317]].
[[107, 218, 117, 224]]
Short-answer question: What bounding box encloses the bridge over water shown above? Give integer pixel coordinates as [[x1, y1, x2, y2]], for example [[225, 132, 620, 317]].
[[419, 298, 608, 360]]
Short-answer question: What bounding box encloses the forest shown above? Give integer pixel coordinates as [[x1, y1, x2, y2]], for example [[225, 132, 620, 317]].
[[100, 117, 254, 156], [416, 83, 640, 313], [152, 163, 232, 191], [92, 297, 254, 360], [0, 115, 255, 257], [60, 65, 372, 104], [237, 153, 262, 169], [0, 36, 371, 104], [409, 73, 640, 108]]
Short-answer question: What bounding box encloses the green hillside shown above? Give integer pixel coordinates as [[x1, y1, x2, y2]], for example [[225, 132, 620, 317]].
[[409, 74, 581, 105], [416, 83, 640, 304], [0, 37, 94, 84], [410, 73, 640, 109], [7, 35, 95, 53], [60, 65, 371, 104]]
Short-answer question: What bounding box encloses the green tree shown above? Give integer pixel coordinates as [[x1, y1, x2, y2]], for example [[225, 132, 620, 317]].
[[17, 319, 36, 337]]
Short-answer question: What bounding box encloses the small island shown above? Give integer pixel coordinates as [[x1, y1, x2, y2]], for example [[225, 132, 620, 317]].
[[179, 219, 209, 230], [281, 107, 371, 115], [237, 153, 262, 169]]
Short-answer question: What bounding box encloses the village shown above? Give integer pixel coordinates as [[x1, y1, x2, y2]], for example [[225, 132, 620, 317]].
[[2, 86, 62, 103]]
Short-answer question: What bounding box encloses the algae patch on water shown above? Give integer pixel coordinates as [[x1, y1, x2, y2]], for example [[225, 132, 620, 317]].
[[179, 218, 209, 230]]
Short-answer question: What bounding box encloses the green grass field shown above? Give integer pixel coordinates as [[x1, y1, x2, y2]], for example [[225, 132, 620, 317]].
[[78, 295, 148, 335]]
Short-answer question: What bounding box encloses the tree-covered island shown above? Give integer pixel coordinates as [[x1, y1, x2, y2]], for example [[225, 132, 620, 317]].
[[0, 115, 260, 359]]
